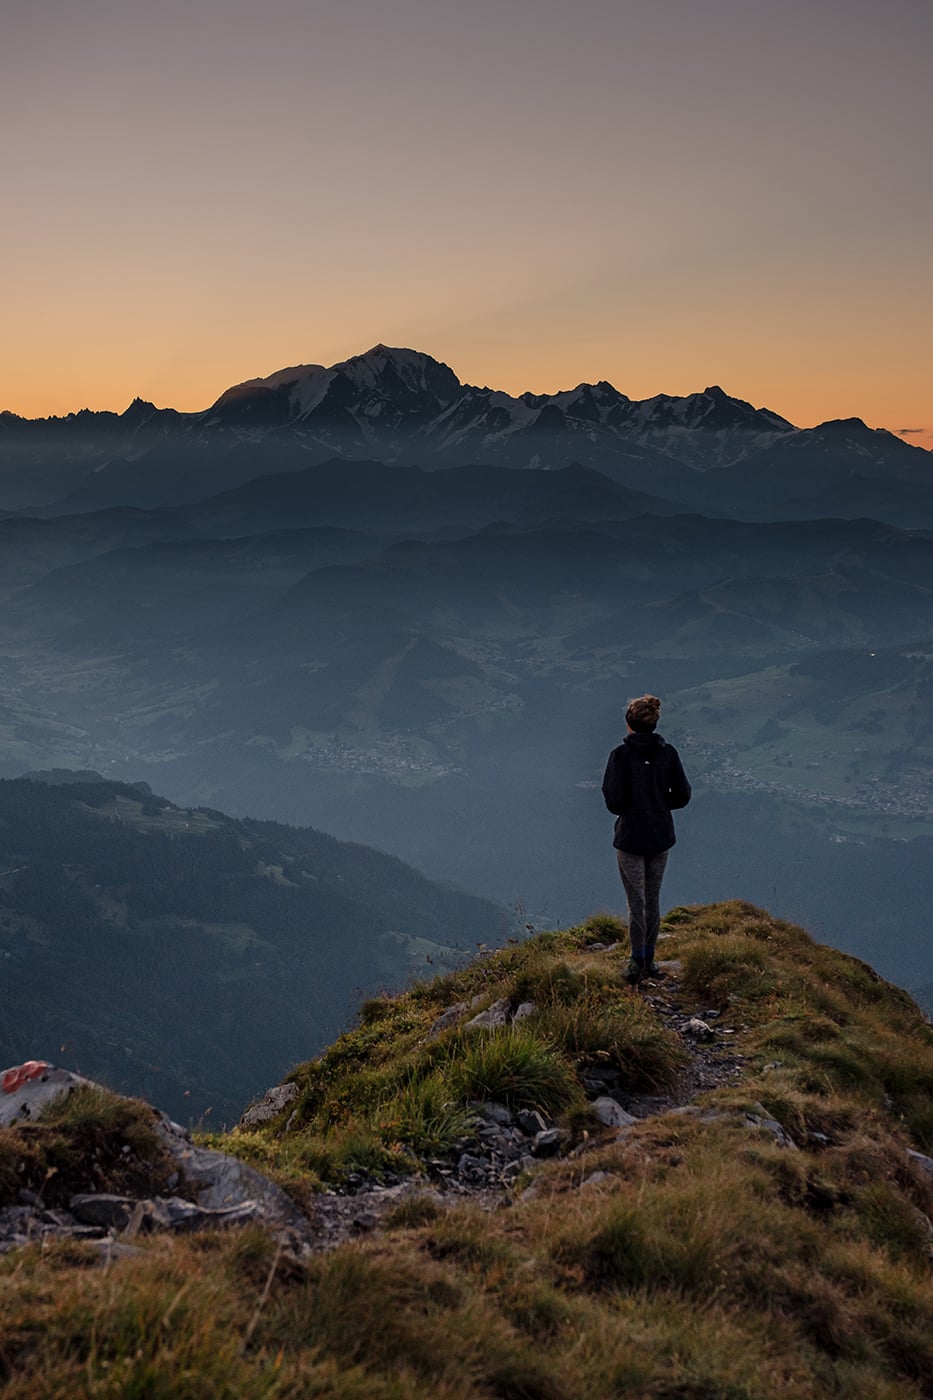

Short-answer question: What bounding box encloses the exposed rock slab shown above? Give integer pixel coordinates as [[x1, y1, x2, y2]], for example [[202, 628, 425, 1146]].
[[0, 1064, 93, 1127], [155, 1120, 309, 1234], [427, 1001, 470, 1038], [239, 1082, 299, 1129]]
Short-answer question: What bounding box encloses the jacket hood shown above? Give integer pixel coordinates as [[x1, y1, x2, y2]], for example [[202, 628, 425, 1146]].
[[624, 732, 666, 750]]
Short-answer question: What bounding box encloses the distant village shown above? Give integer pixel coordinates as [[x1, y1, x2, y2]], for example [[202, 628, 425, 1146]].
[[681, 735, 932, 821]]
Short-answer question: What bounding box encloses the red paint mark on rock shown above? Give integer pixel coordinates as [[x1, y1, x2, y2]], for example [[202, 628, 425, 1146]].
[[2, 1061, 50, 1093]]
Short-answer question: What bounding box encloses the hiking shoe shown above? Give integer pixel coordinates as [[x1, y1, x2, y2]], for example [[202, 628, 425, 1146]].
[[624, 957, 643, 984], [644, 960, 664, 979]]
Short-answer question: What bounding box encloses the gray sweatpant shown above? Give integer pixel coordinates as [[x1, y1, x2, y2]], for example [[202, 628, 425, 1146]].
[[616, 849, 669, 959]]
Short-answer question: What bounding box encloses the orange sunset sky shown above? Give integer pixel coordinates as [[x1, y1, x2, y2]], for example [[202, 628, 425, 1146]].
[[2, 0, 930, 448]]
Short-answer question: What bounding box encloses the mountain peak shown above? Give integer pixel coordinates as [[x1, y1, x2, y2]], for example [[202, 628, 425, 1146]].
[[120, 397, 158, 424], [333, 344, 463, 405], [342, 343, 452, 370], [816, 417, 870, 433]]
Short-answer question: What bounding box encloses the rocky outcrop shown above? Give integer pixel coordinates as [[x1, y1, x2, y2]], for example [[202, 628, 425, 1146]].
[[238, 1082, 300, 1130], [463, 997, 511, 1031], [0, 1061, 313, 1257], [427, 993, 539, 1040]]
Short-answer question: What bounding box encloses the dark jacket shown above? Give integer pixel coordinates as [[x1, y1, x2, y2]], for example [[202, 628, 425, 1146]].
[[601, 732, 692, 855]]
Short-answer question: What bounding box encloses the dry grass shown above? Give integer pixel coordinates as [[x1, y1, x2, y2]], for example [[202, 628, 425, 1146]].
[[0, 1086, 171, 1209], [3, 901, 933, 1397]]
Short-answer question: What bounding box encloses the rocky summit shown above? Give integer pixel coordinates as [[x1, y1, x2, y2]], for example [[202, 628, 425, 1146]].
[[1, 900, 932, 1397]]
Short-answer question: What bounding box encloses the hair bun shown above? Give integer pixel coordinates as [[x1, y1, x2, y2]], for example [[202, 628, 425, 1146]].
[[625, 694, 662, 731]]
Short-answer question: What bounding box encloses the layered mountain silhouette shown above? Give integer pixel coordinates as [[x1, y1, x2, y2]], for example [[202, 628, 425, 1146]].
[[2, 345, 929, 519]]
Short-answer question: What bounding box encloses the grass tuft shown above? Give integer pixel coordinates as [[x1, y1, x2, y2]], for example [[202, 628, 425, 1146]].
[[680, 935, 776, 1004], [580, 911, 626, 941], [373, 1071, 477, 1157], [445, 1026, 581, 1115], [528, 993, 686, 1092]]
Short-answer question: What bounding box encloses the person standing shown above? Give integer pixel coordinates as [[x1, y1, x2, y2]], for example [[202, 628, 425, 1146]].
[[601, 695, 691, 983]]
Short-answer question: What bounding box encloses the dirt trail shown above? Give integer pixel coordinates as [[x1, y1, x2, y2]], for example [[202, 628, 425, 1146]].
[[625, 956, 748, 1116]]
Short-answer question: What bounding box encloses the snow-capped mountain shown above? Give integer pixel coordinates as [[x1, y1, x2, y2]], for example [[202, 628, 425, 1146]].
[[0, 345, 928, 516], [204, 345, 795, 484]]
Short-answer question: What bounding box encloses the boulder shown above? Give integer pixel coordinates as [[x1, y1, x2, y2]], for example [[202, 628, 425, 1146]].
[[474, 1100, 513, 1127], [131, 1197, 267, 1235], [68, 1192, 268, 1236], [531, 1128, 562, 1157], [426, 1002, 470, 1039], [516, 1108, 549, 1136], [684, 1018, 716, 1043], [155, 1120, 309, 1233], [69, 1194, 136, 1230], [464, 998, 511, 1031], [591, 1097, 638, 1129]]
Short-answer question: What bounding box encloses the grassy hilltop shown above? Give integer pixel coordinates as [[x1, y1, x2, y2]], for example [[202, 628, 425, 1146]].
[[2, 901, 933, 1398]]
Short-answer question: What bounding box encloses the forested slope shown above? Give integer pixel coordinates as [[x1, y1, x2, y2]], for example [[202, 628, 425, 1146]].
[[0, 776, 504, 1121]]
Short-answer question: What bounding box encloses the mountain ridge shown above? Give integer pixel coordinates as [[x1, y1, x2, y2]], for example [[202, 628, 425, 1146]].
[[0, 774, 506, 1121], [3, 899, 932, 1396], [2, 343, 928, 515]]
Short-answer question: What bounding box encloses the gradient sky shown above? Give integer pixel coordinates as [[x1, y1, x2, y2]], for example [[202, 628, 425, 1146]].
[[2, 0, 931, 445]]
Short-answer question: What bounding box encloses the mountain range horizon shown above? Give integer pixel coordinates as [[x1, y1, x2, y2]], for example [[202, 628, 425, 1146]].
[[3, 343, 930, 526], [2, 342, 926, 449]]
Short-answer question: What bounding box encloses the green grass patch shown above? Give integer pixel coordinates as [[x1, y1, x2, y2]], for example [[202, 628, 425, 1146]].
[[373, 1071, 476, 1157], [445, 1026, 581, 1115]]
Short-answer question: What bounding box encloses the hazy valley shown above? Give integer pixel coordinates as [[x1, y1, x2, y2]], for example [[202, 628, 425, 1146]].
[[1, 346, 932, 1012]]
